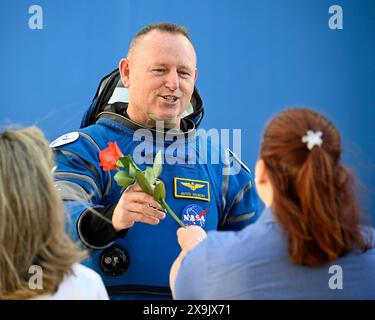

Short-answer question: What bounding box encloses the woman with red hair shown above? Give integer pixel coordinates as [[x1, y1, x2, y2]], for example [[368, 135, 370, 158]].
[[170, 108, 375, 299]]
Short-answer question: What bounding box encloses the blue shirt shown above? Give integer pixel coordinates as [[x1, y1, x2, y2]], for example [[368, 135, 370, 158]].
[[174, 208, 375, 299]]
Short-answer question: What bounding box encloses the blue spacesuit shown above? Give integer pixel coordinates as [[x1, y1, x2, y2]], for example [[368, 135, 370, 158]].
[[51, 70, 259, 299]]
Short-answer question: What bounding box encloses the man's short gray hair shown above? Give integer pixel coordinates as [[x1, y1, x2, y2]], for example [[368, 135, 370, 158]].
[[128, 22, 192, 56]]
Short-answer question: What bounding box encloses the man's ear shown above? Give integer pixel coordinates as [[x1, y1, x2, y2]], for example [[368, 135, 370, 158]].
[[194, 68, 198, 81], [119, 58, 130, 87]]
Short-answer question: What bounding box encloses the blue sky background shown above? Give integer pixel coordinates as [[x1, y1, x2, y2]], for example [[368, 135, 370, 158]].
[[1, 0, 374, 221]]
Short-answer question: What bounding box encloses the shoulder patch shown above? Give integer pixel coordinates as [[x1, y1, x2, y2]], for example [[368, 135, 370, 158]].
[[50, 132, 80, 148], [226, 148, 251, 173]]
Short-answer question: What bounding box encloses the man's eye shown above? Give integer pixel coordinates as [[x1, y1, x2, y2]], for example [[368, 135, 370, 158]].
[[178, 71, 190, 78], [152, 69, 165, 73]]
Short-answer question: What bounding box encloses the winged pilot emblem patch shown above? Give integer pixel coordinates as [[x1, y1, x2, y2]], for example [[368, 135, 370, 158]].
[[180, 182, 205, 191], [174, 177, 210, 202]]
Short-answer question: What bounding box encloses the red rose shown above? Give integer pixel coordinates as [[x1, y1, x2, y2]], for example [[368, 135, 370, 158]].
[[97, 145, 186, 228], [99, 142, 124, 171]]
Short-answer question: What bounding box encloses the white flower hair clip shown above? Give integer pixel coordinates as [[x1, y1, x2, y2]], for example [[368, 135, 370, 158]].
[[301, 130, 323, 150]]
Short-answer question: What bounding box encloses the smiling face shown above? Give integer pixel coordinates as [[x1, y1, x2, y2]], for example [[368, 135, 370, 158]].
[[119, 30, 198, 128]]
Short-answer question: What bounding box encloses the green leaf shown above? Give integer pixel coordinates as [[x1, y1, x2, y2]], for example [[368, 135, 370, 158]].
[[153, 151, 163, 178], [129, 158, 141, 171], [116, 159, 124, 168], [117, 156, 133, 169], [145, 167, 156, 185], [117, 169, 131, 178], [114, 171, 135, 189], [153, 180, 166, 201], [135, 171, 154, 195], [129, 162, 137, 178]]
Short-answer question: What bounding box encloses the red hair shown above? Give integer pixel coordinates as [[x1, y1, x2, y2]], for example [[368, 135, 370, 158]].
[[260, 108, 371, 266]]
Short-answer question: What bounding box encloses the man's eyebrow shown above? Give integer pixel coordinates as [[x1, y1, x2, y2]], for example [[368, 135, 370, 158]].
[[150, 63, 193, 70], [178, 65, 193, 70]]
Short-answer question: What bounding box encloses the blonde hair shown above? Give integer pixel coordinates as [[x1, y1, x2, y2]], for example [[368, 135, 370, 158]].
[[0, 126, 86, 299]]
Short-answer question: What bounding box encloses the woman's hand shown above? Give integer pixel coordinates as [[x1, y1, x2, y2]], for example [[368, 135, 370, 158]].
[[177, 225, 207, 252]]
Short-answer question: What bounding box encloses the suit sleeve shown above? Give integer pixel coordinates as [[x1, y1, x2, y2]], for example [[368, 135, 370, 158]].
[[218, 150, 259, 231], [53, 133, 118, 248]]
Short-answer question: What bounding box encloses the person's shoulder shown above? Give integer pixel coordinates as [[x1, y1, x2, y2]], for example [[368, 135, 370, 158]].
[[71, 263, 105, 284], [208, 220, 265, 242], [32, 264, 108, 300], [49, 131, 81, 148], [204, 215, 284, 259], [68, 263, 109, 299], [49, 123, 111, 150], [204, 224, 259, 253]]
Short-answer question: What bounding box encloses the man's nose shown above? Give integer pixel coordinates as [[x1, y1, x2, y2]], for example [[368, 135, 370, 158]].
[[164, 71, 179, 91]]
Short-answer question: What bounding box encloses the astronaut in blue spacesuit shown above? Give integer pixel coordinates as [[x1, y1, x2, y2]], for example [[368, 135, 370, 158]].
[[51, 22, 259, 300]]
